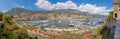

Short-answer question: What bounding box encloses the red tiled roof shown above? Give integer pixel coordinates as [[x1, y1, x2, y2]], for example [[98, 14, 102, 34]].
[[83, 32, 90, 36], [31, 28, 41, 33]]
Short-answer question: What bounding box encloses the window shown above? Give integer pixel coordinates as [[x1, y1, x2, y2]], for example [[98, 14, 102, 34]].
[[115, 13, 117, 18]]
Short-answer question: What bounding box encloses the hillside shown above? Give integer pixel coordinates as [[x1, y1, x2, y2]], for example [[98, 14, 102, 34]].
[[6, 8, 106, 21], [0, 12, 37, 39], [7, 8, 46, 14]]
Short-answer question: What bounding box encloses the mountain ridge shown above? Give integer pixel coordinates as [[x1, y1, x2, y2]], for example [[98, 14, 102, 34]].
[[6, 8, 107, 21]]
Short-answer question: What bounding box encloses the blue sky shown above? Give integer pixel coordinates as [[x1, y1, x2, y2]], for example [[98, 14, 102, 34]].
[[0, 0, 113, 12], [0, 0, 115, 15], [49, 0, 113, 9]]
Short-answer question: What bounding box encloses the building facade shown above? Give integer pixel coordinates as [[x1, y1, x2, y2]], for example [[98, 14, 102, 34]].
[[114, 0, 120, 20]]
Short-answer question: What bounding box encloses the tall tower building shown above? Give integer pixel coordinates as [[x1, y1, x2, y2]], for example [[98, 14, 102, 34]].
[[114, 0, 120, 20]]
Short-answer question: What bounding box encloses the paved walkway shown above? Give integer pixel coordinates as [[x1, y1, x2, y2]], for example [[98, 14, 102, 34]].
[[114, 21, 120, 39]]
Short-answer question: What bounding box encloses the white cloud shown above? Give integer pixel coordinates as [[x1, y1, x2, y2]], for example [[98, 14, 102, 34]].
[[78, 4, 112, 15], [35, 0, 77, 10], [53, 1, 77, 10], [20, 6, 25, 8], [35, 0, 112, 15]]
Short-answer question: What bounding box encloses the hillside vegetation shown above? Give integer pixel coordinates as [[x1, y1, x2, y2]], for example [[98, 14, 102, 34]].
[[0, 12, 36, 39], [91, 11, 115, 39]]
